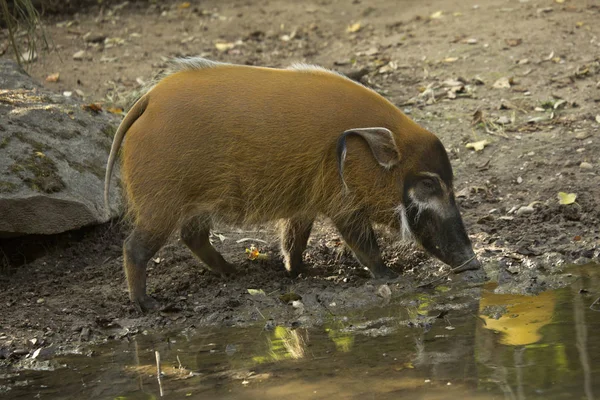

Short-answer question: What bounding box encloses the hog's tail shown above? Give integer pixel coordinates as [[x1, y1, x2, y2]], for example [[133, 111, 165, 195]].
[[104, 94, 149, 216]]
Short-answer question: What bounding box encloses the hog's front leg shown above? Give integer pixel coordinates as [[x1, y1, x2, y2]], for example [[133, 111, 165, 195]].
[[334, 216, 398, 279]]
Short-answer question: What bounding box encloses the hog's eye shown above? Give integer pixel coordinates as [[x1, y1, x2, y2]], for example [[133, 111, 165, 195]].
[[419, 178, 437, 191]]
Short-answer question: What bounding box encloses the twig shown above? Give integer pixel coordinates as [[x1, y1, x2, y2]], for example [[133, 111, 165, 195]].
[[155, 350, 164, 397], [417, 255, 478, 288]]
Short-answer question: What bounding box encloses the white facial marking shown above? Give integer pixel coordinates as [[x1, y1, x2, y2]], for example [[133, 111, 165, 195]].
[[407, 189, 451, 220], [394, 204, 415, 241]]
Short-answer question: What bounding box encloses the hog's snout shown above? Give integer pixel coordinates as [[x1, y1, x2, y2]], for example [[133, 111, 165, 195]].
[[453, 255, 481, 273]]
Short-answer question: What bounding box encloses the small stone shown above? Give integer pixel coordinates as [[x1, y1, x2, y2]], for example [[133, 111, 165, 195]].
[[580, 162, 593, 170], [575, 131, 592, 140], [36, 298, 45, 304], [73, 50, 87, 60], [83, 32, 107, 43], [517, 176, 523, 184], [497, 116, 511, 125], [516, 206, 535, 216]]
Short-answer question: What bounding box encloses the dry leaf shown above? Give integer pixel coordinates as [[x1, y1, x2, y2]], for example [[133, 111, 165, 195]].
[[443, 57, 458, 63], [107, 107, 124, 114], [557, 192, 576, 205], [347, 22, 362, 33], [46, 72, 60, 82], [245, 245, 268, 261], [430, 11, 443, 19], [492, 77, 511, 89], [82, 103, 102, 113], [555, 0, 565, 3], [247, 289, 266, 296], [178, 2, 191, 8], [466, 140, 490, 151], [215, 42, 235, 51]]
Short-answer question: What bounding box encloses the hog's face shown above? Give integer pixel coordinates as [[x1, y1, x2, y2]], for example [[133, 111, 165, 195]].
[[398, 141, 480, 272]]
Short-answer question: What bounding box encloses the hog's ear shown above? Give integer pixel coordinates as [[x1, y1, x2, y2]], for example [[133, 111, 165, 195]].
[[336, 127, 401, 190]]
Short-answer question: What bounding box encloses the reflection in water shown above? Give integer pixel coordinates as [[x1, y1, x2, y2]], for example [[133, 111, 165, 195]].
[[1, 265, 599, 399], [479, 284, 556, 346]]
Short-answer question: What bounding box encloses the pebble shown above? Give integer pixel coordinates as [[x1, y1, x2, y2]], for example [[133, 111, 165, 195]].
[[516, 206, 535, 216], [73, 50, 87, 60], [36, 298, 45, 304], [580, 162, 593, 170], [575, 131, 592, 140]]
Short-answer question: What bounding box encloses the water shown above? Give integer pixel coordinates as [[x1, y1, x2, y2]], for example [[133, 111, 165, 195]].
[[2, 264, 599, 399]]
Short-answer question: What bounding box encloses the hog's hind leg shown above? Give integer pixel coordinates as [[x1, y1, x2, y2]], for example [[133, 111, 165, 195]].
[[124, 228, 169, 312], [180, 216, 236, 276], [280, 218, 314, 276]]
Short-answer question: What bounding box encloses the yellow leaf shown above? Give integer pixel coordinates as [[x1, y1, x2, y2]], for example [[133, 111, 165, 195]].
[[443, 57, 458, 63], [430, 11, 443, 19], [557, 192, 576, 205], [575, 21, 584, 28], [45, 72, 60, 82], [178, 2, 191, 8], [347, 22, 362, 33], [35, 151, 45, 158], [555, 0, 565, 3], [466, 140, 490, 151], [107, 107, 124, 115]]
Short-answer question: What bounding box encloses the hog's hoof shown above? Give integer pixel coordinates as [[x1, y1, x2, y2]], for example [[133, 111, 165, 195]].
[[212, 262, 237, 277], [456, 268, 488, 284], [287, 265, 309, 278], [371, 267, 399, 280], [133, 295, 160, 313]]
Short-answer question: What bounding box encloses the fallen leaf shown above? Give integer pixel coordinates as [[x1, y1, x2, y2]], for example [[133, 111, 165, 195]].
[[245, 245, 268, 261], [215, 42, 235, 52], [575, 21, 584, 28], [178, 2, 191, 8], [466, 140, 490, 151], [443, 57, 458, 63], [82, 103, 102, 113], [247, 289, 266, 296], [557, 192, 577, 205], [35, 151, 45, 158], [46, 72, 60, 82], [106, 107, 124, 114], [492, 77, 511, 89], [555, 0, 565, 3], [430, 11, 443, 19], [347, 22, 362, 33], [505, 38, 522, 47], [595, 115, 600, 124]]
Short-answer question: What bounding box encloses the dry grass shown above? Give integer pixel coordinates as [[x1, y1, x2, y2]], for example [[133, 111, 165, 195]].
[[1, 0, 50, 67]]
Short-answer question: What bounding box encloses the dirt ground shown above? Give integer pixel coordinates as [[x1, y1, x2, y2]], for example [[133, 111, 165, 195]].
[[1, 0, 599, 364]]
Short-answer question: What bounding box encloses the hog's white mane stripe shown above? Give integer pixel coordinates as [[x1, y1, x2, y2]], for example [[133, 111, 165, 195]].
[[395, 205, 415, 241]]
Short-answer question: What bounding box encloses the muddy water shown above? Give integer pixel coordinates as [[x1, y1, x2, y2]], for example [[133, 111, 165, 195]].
[[2, 265, 599, 400]]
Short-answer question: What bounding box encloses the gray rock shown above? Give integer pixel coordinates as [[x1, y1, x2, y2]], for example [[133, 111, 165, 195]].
[[0, 59, 122, 237]]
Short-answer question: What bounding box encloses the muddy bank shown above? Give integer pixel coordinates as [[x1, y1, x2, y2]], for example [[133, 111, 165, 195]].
[[1, 0, 600, 371]]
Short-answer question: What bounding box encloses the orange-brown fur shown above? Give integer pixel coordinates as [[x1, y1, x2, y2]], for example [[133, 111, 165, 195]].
[[106, 60, 441, 236]]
